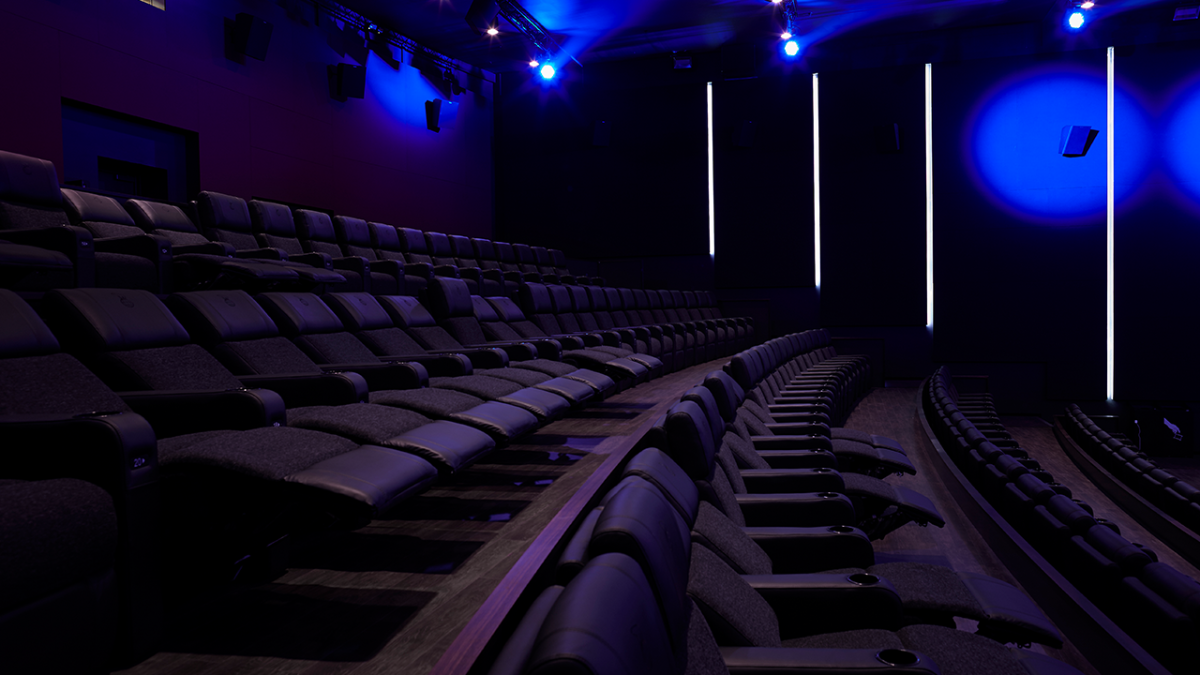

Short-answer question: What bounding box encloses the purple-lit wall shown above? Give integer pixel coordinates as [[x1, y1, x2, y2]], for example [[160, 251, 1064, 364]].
[[0, 0, 494, 237]]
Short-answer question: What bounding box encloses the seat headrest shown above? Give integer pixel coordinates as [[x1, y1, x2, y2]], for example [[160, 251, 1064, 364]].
[[0, 289, 60, 358], [448, 234, 474, 258], [486, 296, 526, 322], [631, 288, 649, 308], [333, 216, 371, 246], [376, 295, 437, 328], [493, 241, 515, 262], [547, 284, 573, 313], [427, 277, 474, 319], [471, 238, 496, 260], [657, 289, 676, 308], [255, 292, 345, 336], [585, 285, 607, 310], [61, 189, 135, 227], [682, 386, 725, 443], [322, 293, 394, 331], [512, 243, 535, 263], [603, 287, 623, 310], [682, 290, 697, 308], [623, 448, 701, 527], [196, 191, 252, 231], [518, 282, 554, 314], [294, 209, 335, 242], [369, 222, 400, 249], [44, 289, 191, 352], [703, 371, 745, 423], [567, 285, 591, 311], [532, 246, 552, 265], [398, 228, 427, 253], [589, 476, 692, 655], [664, 400, 716, 481], [646, 289, 663, 309], [726, 354, 754, 390], [619, 288, 636, 307], [165, 291, 280, 344], [424, 231, 452, 256], [248, 200, 296, 236], [125, 200, 199, 233], [529, 552, 676, 675], [549, 248, 568, 267], [0, 150, 61, 205], [471, 296, 500, 322]]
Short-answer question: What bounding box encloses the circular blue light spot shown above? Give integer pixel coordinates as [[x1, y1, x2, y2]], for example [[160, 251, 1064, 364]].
[[540, 64, 556, 80], [784, 40, 800, 57], [1068, 11, 1085, 29]]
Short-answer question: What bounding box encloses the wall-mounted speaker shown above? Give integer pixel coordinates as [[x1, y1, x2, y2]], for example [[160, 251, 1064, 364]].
[[234, 13, 273, 61], [330, 64, 366, 100], [426, 99, 460, 132], [1060, 125, 1094, 156], [592, 121, 610, 147], [465, 0, 500, 35]]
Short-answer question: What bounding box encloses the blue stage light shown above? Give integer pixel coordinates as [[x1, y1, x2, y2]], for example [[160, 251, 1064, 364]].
[[540, 64, 556, 80], [1068, 11, 1085, 29], [784, 40, 799, 57]]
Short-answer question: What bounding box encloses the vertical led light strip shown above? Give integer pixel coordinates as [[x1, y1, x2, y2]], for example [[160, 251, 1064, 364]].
[[813, 73, 821, 288], [925, 63, 934, 329], [707, 82, 716, 257], [1106, 47, 1115, 401]]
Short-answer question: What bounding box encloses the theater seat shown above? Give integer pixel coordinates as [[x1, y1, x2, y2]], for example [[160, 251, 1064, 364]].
[[333, 215, 405, 295]]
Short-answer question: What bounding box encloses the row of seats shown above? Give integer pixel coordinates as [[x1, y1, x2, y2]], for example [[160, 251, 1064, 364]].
[[1063, 404, 1200, 531], [0, 260, 748, 666], [487, 335, 1079, 675], [924, 368, 1200, 672]]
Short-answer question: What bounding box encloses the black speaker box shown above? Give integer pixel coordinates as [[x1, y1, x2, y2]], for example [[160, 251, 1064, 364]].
[[465, 0, 500, 35], [234, 13, 273, 61], [337, 64, 366, 99]]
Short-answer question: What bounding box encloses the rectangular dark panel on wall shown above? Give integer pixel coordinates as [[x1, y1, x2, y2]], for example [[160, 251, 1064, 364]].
[[495, 65, 708, 260], [712, 76, 814, 291], [1112, 40, 1200, 402], [933, 51, 1107, 403], [819, 65, 926, 327]]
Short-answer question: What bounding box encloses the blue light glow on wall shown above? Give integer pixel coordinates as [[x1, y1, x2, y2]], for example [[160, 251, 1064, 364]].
[[366, 52, 449, 129], [964, 64, 1149, 225], [1162, 76, 1200, 215]]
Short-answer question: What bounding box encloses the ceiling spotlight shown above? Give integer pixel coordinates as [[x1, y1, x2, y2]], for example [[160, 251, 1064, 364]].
[[771, 0, 784, 4], [781, 31, 793, 40], [784, 40, 800, 57], [540, 63, 556, 80], [1080, 1, 1095, 7], [1068, 11, 1085, 29], [673, 53, 693, 69], [487, 27, 499, 36], [1175, 6, 1200, 21], [529, 59, 540, 67]]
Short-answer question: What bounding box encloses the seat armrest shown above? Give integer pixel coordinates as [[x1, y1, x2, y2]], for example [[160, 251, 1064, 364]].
[[368, 258, 404, 275], [239, 372, 369, 407], [770, 412, 833, 426], [458, 266, 482, 282], [433, 264, 460, 278], [174, 241, 235, 256], [0, 412, 157, 493], [94, 233, 171, 259], [120, 389, 286, 437], [734, 492, 855, 527], [502, 270, 524, 282], [744, 573, 903, 636], [741, 468, 844, 494], [318, 361, 428, 391], [332, 255, 369, 276], [721, 647, 936, 675], [575, 332, 603, 348], [757, 449, 838, 469], [435, 345, 517, 367], [405, 261, 434, 280], [744, 526, 874, 573], [766, 422, 832, 437], [480, 268, 503, 282], [554, 334, 587, 350], [288, 251, 332, 269], [752, 435, 834, 452], [234, 247, 286, 260], [383, 353, 474, 377], [517, 339, 562, 360]]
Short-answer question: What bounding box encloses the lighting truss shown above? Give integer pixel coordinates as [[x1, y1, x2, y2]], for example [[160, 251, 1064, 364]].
[[776, 0, 811, 38], [496, 0, 580, 67]]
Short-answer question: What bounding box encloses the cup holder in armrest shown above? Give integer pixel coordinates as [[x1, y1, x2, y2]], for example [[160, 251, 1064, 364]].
[[828, 525, 855, 533], [876, 649, 919, 667], [847, 573, 879, 586], [817, 492, 840, 499]]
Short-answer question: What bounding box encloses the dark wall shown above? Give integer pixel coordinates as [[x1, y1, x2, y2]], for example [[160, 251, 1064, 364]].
[[0, 0, 494, 236]]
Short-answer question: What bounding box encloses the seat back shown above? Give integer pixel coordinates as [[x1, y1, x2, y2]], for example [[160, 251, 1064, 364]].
[[369, 222, 406, 262], [426, 277, 489, 346], [0, 150, 68, 231], [471, 237, 501, 270], [375, 295, 465, 350], [518, 282, 565, 335], [424, 231, 458, 267], [323, 292, 430, 357], [196, 191, 259, 251], [254, 292, 381, 364], [449, 235, 478, 267], [294, 210, 342, 258], [333, 216, 379, 261], [494, 241, 520, 272], [61, 189, 142, 239], [125, 200, 215, 249], [398, 227, 433, 265], [247, 200, 305, 255]]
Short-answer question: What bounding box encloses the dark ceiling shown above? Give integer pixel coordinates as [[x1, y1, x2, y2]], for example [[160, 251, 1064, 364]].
[[337, 1, 1188, 73]]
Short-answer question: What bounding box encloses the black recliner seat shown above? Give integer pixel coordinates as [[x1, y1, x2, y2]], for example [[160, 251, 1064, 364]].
[[548, 247, 575, 284], [425, 230, 474, 291], [448, 234, 504, 297], [422, 278, 618, 398], [511, 242, 546, 283], [398, 226, 459, 285], [368, 221, 433, 298], [0, 150, 161, 293], [0, 478, 119, 673], [471, 237, 520, 298], [656, 289, 719, 362], [610, 287, 687, 363], [39, 287, 490, 479], [520, 281, 665, 379], [164, 289, 539, 444], [545, 283, 644, 358], [332, 215, 405, 295], [565, 284, 645, 355], [195, 191, 345, 288], [642, 286, 699, 368], [59, 188, 171, 294], [292, 208, 370, 293], [627, 287, 684, 368], [494, 241, 533, 282], [485, 291, 651, 388], [125, 198, 300, 290], [0, 239, 74, 291], [667, 289, 730, 358], [707, 370, 917, 478], [254, 290, 595, 412], [531, 245, 559, 282]]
